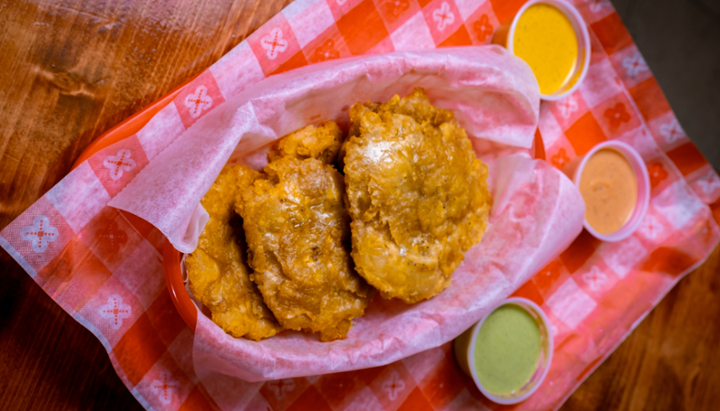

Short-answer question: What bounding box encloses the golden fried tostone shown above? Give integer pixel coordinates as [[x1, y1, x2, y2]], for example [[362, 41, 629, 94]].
[[343, 88, 492, 304], [240, 123, 373, 341], [267, 121, 343, 164], [186, 165, 283, 340]]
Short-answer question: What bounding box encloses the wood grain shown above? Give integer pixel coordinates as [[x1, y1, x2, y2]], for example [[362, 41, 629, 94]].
[[561, 244, 720, 411], [0, 1, 296, 409], [0, 0, 719, 410]]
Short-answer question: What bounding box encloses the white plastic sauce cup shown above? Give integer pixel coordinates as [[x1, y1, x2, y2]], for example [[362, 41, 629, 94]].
[[453, 297, 554, 405], [493, 0, 591, 101], [565, 141, 650, 242]]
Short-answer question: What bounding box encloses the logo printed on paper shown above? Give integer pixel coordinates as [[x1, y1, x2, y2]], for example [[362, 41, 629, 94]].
[[582, 266, 607, 291], [703, 219, 714, 244], [151, 372, 180, 405], [536, 260, 563, 290], [314, 39, 340, 62], [96, 221, 128, 254], [184, 85, 213, 119], [98, 294, 131, 329], [638, 215, 662, 240], [260, 28, 289, 60], [551, 148, 570, 169], [103, 149, 136, 181], [622, 52, 648, 77], [473, 15, 493, 42], [698, 175, 720, 194], [648, 162, 668, 188], [558, 95, 578, 118], [659, 119, 683, 144], [268, 379, 295, 400], [604, 102, 631, 129], [432, 2, 455, 31], [382, 371, 406, 401], [21, 215, 58, 253], [589, 0, 607, 13], [385, 0, 410, 18]]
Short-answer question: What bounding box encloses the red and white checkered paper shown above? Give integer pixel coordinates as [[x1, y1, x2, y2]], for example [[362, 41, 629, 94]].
[[103, 43, 593, 388], [2, 0, 719, 410]]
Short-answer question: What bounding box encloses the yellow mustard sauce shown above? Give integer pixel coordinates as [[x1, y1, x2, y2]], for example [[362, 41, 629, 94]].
[[579, 149, 638, 234], [513, 4, 579, 95]]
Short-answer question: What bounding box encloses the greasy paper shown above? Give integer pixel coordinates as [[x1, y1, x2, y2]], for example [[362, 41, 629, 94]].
[[109, 47, 542, 253], [193, 153, 584, 382], [107, 47, 585, 381]]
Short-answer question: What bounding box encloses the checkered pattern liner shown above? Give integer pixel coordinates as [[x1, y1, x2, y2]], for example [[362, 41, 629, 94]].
[[2, 0, 719, 409]]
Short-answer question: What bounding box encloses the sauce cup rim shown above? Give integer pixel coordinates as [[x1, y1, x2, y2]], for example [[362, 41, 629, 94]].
[[465, 297, 554, 405], [507, 0, 591, 101], [573, 140, 651, 242]]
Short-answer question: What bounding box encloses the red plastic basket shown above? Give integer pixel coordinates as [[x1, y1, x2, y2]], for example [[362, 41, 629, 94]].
[[73, 79, 546, 333]]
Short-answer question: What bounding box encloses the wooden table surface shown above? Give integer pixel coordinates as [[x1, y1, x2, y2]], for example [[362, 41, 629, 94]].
[[1, 1, 719, 410]]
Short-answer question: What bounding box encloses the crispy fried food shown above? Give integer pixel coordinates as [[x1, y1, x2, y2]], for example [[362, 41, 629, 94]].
[[343, 88, 492, 304], [186, 165, 283, 340], [239, 122, 373, 341], [267, 121, 343, 164]]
